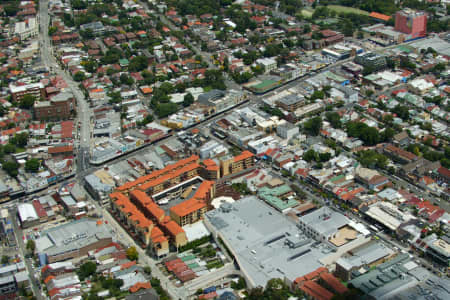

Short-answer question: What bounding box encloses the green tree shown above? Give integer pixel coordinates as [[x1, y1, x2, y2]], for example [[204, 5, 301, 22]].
[[303, 149, 316, 162], [73, 71, 86, 82], [4, 3, 19, 16], [10, 132, 29, 147], [3, 143, 16, 154], [26, 240, 35, 252], [25, 158, 40, 173], [48, 26, 58, 36], [120, 74, 134, 86], [1, 255, 9, 265], [183, 93, 194, 107], [128, 56, 149, 72], [19, 94, 36, 109], [78, 261, 97, 281], [392, 105, 409, 120], [80, 29, 94, 40], [3, 161, 19, 177], [126, 246, 139, 261], [155, 103, 178, 118], [303, 116, 322, 136], [138, 114, 154, 127], [325, 112, 341, 128]]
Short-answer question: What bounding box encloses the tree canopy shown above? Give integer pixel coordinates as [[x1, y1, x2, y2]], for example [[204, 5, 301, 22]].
[[303, 116, 322, 136], [77, 261, 97, 281], [19, 95, 36, 109], [25, 159, 40, 173], [346, 121, 380, 146], [126, 246, 139, 261]]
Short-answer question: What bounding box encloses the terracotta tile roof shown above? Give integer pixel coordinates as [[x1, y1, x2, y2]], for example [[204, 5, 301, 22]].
[[385, 144, 417, 161], [233, 150, 254, 163], [300, 281, 333, 300], [320, 272, 348, 294], [170, 197, 206, 217], [117, 155, 199, 191], [129, 282, 151, 293], [120, 261, 136, 270], [44, 275, 55, 284], [139, 163, 200, 191], [48, 145, 73, 154], [162, 220, 185, 236]]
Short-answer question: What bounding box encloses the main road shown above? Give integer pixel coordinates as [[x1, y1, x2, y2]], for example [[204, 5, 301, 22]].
[[11, 210, 44, 300], [39, 0, 92, 172]]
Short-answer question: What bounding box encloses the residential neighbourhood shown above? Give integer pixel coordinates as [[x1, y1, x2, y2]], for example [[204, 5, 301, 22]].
[[0, 0, 449, 299]]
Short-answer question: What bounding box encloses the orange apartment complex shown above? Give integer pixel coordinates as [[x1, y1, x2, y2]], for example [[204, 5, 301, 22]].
[[109, 151, 254, 257], [170, 180, 216, 226], [219, 150, 255, 177]]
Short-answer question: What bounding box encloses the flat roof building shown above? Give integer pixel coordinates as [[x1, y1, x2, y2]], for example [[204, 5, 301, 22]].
[[204, 196, 336, 288], [35, 219, 113, 264]]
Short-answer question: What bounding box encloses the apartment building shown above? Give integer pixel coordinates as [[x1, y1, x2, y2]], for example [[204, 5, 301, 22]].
[[33, 92, 75, 120], [170, 180, 215, 226], [9, 82, 46, 101], [220, 150, 255, 177]]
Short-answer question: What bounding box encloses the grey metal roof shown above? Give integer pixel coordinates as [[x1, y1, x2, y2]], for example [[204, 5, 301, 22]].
[[36, 219, 112, 257], [299, 206, 349, 237], [205, 196, 331, 288]]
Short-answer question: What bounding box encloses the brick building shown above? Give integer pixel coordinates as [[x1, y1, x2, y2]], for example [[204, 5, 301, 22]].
[[395, 9, 427, 38], [33, 92, 75, 120]]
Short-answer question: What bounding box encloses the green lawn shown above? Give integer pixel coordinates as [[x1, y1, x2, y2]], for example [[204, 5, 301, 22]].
[[324, 5, 370, 16], [301, 9, 313, 18]]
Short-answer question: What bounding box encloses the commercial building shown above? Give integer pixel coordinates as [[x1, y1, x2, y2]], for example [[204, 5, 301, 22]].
[[297, 207, 370, 258], [362, 202, 416, 232], [349, 253, 450, 300], [9, 82, 46, 101], [395, 9, 427, 39], [276, 121, 299, 140], [17, 203, 44, 229], [257, 182, 297, 213], [14, 17, 38, 40], [382, 144, 418, 164], [204, 196, 333, 288], [354, 52, 387, 72], [197, 89, 246, 114], [276, 94, 305, 112], [256, 57, 277, 73], [335, 241, 395, 281], [33, 92, 75, 120], [293, 267, 348, 300], [35, 219, 113, 264]]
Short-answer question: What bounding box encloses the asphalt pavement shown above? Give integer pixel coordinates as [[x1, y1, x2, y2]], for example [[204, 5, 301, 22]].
[[40, 0, 93, 172]]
